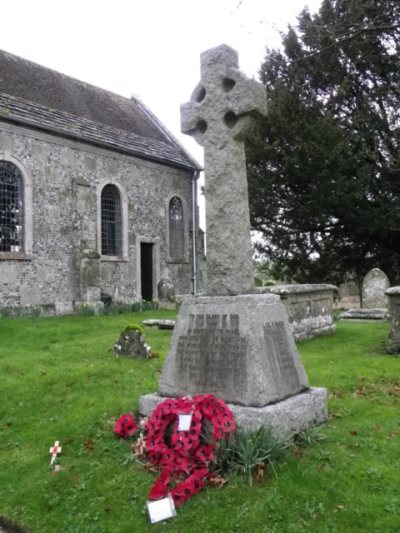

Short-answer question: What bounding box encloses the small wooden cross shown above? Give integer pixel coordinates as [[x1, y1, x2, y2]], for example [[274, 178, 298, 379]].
[[49, 440, 62, 465]]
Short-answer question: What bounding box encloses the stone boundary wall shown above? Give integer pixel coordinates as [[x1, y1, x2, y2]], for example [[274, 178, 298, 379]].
[[259, 284, 337, 341]]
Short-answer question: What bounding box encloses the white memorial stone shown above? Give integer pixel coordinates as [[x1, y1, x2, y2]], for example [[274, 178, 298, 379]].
[[362, 268, 390, 309]]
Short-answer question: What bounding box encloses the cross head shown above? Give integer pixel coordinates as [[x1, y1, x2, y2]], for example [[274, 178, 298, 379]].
[[180, 45, 267, 295], [181, 44, 267, 147]]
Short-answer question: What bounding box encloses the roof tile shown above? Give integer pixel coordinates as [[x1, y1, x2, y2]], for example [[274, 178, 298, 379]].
[[0, 49, 200, 170]]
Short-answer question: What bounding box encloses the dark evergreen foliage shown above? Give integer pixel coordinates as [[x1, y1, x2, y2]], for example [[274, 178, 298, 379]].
[[247, 0, 400, 286]]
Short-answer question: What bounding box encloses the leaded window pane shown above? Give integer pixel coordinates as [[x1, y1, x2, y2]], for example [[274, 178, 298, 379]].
[[169, 196, 184, 258], [101, 184, 122, 256], [0, 161, 23, 252]]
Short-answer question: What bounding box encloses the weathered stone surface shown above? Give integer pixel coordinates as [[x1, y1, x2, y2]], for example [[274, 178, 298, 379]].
[[114, 328, 150, 358], [339, 308, 389, 320], [0, 87, 199, 316], [140, 387, 328, 440], [143, 319, 175, 329], [362, 268, 390, 309], [157, 278, 176, 303], [181, 44, 267, 296], [260, 284, 337, 340], [158, 294, 309, 407], [385, 286, 400, 355], [0, 263, 17, 284], [336, 279, 360, 309], [139, 45, 327, 437]]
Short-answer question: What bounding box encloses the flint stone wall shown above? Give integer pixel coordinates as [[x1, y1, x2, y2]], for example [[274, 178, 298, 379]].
[[0, 122, 195, 315], [259, 284, 337, 341]]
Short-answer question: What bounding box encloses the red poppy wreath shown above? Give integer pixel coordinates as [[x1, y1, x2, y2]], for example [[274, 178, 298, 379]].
[[145, 394, 235, 507], [114, 413, 138, 439]]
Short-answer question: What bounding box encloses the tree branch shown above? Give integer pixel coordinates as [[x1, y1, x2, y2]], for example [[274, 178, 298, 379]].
[[291, 23, 400, 63]]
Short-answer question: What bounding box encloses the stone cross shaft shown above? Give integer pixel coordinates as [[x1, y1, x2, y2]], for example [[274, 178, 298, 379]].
[[181, 44, 267, 295]]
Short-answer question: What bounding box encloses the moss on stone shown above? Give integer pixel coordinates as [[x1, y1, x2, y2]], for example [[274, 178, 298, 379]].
[[123, 323, 145, 336]]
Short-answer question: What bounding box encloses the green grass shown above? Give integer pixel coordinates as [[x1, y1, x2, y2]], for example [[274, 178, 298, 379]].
[[0, 314, 399, 532]]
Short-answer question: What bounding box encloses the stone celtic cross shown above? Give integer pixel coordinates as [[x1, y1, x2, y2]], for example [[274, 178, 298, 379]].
[[181, 44, 267, 295]]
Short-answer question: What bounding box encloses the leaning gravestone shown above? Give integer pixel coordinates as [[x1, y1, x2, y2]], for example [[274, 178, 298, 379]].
[[362, 268, 390, 309], [140, 45, 327, 437]]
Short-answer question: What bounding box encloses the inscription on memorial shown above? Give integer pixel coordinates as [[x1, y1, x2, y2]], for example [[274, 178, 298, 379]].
[[263, 321, 301, 390], [176, 313, 248, 395]]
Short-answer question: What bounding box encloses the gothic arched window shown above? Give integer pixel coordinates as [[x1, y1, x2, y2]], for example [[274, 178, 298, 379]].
[[101, 184, 122, 256], [169, 196, 184, 258], [0, 160, 24, 252]]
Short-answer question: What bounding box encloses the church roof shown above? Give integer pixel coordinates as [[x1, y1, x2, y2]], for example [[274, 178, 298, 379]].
[[0, 49, 200, 171]]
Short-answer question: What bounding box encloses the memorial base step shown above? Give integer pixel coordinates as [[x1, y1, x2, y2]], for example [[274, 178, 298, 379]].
[[139, 387, 328, 440]]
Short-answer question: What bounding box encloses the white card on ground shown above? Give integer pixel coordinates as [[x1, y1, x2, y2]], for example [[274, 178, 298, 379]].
[[178, 413, 192, 431], [147, 495, 177, 524]]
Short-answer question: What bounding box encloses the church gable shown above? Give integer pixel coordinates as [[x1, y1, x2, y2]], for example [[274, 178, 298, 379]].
[[0, 49, 200, 170], [0, 49, 202, 316]]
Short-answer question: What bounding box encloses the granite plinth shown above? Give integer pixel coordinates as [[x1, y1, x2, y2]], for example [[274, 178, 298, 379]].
[[140, 387, 328, 439], [156, 293, 309, 407]]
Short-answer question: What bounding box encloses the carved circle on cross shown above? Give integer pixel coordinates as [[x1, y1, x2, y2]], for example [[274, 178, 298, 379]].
[[180, 45, 267, 147]]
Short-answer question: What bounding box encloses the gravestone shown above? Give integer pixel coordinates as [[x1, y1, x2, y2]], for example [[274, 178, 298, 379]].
[[157, 278, 176, 306], [385, 287, 400, 355], [362, 268, 389, 308], [140, 45, 327, 437], [114, 326, 151, 358]]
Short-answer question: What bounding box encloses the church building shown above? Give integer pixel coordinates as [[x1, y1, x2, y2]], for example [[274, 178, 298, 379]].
[[0, 49, 202, 315]]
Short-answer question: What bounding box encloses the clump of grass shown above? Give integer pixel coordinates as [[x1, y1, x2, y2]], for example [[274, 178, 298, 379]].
[[292, 425, 328, 448], [212, 425, 288, 486]]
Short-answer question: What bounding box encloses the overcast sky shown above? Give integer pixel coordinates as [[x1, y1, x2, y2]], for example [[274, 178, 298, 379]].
[[0, 0, 322, 163]]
